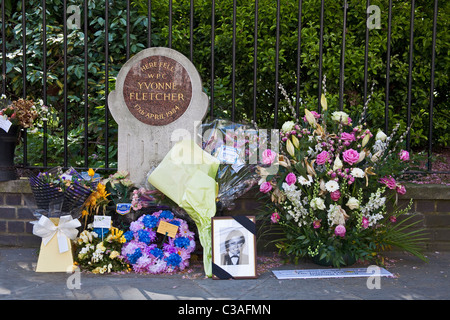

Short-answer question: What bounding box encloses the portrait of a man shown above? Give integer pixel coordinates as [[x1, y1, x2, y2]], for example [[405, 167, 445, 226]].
[[212, 216, 257, 279], [221, 229, 249, 265]]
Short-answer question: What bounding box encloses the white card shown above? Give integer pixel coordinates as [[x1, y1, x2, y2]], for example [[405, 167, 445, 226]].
[[0, 116, 12, 133], [93, 215, 112, 229]]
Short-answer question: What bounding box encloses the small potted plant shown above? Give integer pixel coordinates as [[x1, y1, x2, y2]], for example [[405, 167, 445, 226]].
[[0, 94, 43, 181]]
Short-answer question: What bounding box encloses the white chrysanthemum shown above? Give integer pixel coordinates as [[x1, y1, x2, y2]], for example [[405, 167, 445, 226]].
[[325, 180, 339, 192]]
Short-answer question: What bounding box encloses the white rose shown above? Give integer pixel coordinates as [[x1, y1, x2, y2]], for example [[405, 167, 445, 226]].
[[331, 111, 349, 124], [310, 197, 326, 210], [346, 197, 360, 210], [375, 129, 387, 142], [281, 121, 295, 133], [350, 168, 365, 178]]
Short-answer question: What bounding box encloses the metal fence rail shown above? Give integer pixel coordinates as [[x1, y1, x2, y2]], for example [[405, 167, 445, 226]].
[[0, 0, 446, 174]]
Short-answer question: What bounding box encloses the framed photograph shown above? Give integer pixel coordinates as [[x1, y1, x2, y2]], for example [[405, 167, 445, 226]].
[[211, 216, 257, 279]]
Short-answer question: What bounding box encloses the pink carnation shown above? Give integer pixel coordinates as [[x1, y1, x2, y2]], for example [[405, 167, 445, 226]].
[[330, 190, 341, 201], [342, 149, 360, 165], [396, 184, 406, 195], [259, 181, 272, 194], [362, 217, 369, 229], [379, 176, 397, 190], [271, 212, 280, 224], [334, 225, 346, 237], [316, 151, 330, 165], [313, 219, 322, 229], [285, 172, 296, 186]]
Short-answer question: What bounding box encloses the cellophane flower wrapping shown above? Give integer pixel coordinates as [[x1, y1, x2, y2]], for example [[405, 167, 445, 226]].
[[199, 119, 261, 213], [29, 167, 99, 220], [147, 139, 219, 277]]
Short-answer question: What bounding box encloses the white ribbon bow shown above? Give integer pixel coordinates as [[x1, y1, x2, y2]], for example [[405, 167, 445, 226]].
[[32, 215, 81, 253]]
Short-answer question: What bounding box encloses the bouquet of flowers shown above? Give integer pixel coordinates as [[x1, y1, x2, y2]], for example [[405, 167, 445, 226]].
[[199, 119, 261, 213], [121, 209, 196, 274], [74, 225, 130, 274], [0, 97, 38, 130], [258, 88, 427, 267], [30, 167, 98, 219]]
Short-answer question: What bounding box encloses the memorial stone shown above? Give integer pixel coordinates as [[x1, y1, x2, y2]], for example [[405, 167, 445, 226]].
[[108, 47, 209, 185]]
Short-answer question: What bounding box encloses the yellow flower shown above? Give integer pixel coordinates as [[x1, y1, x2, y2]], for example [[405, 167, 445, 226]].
[[81, 210, 89, 217], [88, 168, 95, 177], [109, 251, 120, 259]]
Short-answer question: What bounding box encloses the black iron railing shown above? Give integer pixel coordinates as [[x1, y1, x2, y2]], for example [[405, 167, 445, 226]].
[[0, 0, 446, 175]]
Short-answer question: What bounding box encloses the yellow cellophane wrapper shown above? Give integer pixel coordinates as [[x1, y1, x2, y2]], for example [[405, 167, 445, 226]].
[[148, 139, 219, 277], [35, 218, 75, 273]]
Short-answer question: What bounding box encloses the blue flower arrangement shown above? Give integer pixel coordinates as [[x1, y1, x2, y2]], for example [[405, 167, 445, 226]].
[[121, 210, 196, 274]]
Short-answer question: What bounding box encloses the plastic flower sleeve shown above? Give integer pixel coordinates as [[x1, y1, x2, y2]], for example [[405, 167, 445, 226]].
[[198, 119, 261, 213], [147, 139, 219, 277]]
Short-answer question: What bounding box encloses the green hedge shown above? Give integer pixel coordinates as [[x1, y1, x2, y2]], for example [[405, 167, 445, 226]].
[[1, 0, 448, 168]]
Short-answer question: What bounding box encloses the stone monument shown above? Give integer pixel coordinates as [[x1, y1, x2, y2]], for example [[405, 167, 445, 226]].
[[108, 47, 209, 185]]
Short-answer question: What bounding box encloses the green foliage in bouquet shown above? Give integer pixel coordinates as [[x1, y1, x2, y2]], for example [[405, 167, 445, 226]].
[[258, 88, 428, 267]]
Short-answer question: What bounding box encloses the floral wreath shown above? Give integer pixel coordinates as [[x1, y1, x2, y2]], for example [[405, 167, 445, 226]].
[[121, 210, 196, 274]]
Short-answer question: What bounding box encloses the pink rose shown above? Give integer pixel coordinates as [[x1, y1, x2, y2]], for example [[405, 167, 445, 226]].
[[330, 190, 341, 201], [362, 217, 369, 229], [271, 212, 280, 224], [316, 151, 330, 165], [334, 225, 346, 237], [340, 132, 356, 142], [285, 172, 296, 186], [399, 150, 410, 161], [262, 149, 277, 165], [342, 149, 360, 165], [259, 181, 272, 194]]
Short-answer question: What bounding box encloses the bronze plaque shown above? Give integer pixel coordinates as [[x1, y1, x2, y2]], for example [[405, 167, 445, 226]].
[[123, 55, 192, 126]]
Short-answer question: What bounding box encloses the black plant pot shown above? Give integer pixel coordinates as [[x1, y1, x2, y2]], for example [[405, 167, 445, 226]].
[[0, 125, 19, 181]]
